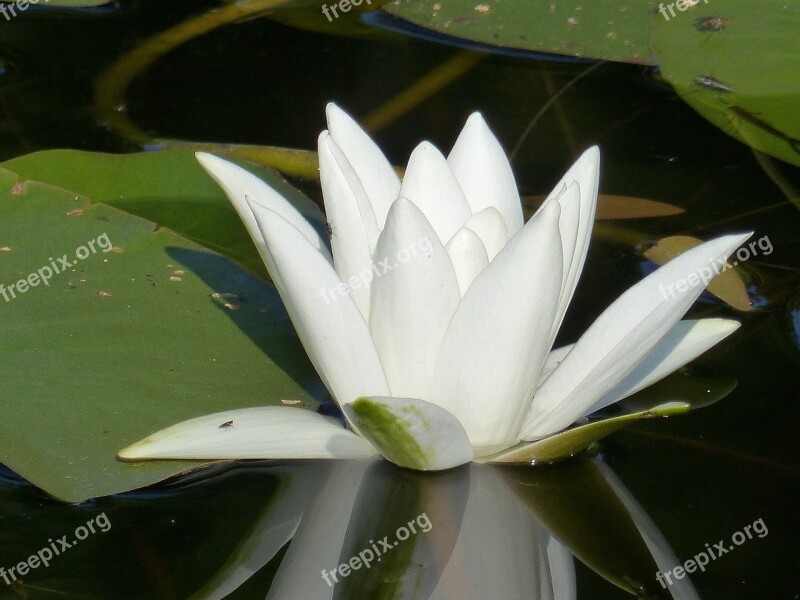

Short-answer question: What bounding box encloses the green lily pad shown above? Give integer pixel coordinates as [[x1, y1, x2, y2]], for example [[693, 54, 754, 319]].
[[383, 0, 657, 64], [651, 0, 800, 166], [1, 149, 326, 279], [0, 168, 322, 502]]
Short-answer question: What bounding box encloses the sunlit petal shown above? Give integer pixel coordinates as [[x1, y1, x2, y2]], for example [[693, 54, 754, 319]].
[[369, 198, 460, 399], [445, 227, 490, 296], [117, 407, 376, 460], [319, 132, 377, 317], [249, 202, 390, 409], [464, 206, 509, 261], [431, 201, 563, 452], [522, 232, 751, 439], [448, 112, 524, 235], [587, 318, 740, 415], [399, 141, 473, 243], [326, 103, 401, 228]]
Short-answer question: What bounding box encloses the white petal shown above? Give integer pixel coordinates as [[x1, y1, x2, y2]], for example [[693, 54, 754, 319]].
[[117, 407, 376, 460], [521, 232, 752, 439], [196, 152, 331, 269], [399, 142, 473, 243], [587, 318, 740, 415], [249, 203, 390, 409], [344, 397, 474, 470], [464, 206, 509, 261], [445, 227, 490, 296], [540, 344, 575, 383], [326, 103, 401, 228], [447, 112, 524, 235], [318, 132, 377, 317], [430, 201, 564, 452], [369, 198, 460, 399], [543, 147, 600, 343]]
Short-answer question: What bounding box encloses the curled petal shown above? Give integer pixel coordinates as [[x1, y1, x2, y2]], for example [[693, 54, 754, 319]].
[[319, 132, 377, 317], [344, 396, 474, 470]]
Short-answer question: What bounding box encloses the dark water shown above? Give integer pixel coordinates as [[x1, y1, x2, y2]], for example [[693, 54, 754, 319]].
[[0, 1, 798, 598]]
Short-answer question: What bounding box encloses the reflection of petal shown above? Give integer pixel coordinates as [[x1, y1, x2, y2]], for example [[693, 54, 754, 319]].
[[594, 462, 702, 600], [187, 464, 328, 600], [504, 458, 701, 599], [267, 460, 374, 600], [429, 465, 574, 600], [268, 461, 572, 600], [335, 461, 470, 600]]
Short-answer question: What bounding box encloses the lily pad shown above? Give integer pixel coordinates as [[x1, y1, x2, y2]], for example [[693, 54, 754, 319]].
[[383, 0, 657, 64], [1, 149, 326, 279], [0, 168, 322, 502], [650, 0, 800, 166]]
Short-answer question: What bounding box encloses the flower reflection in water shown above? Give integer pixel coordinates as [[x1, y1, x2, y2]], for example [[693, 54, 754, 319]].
[[189, 458, 700, 600]]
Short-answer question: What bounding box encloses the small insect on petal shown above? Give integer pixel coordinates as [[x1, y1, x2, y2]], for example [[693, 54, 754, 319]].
[[219, 420, 234, 429]]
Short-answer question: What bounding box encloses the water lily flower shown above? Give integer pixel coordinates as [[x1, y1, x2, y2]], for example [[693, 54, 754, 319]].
[[119, 104, 749, 471]]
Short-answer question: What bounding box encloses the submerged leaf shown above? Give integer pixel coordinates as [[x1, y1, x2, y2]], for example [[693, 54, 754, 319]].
[[524, 194, 684, 220]]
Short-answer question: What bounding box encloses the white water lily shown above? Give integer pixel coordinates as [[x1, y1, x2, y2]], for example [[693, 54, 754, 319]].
[[119, 103, 748, 471]]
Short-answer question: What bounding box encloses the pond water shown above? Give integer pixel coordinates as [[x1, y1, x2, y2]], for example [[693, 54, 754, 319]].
[[0, 1, 798, 598]]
